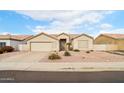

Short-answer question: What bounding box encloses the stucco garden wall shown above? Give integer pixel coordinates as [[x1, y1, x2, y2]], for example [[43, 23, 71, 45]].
[[19, 44, 30, 51], [94, 44, 118, 51], [117, 40, 124, 50]]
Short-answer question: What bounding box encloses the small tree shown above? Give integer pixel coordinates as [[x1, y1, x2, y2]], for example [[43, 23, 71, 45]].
[[66, 42, 72, 51], [64, 51, 71, 56]]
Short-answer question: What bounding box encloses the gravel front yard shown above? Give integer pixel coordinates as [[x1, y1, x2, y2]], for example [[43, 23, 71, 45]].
[[41, 51, 124, 62], [0, 51, 124, 63]]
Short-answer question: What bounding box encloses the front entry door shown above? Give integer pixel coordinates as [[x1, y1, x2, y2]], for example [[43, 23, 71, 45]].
[[60, 39, 66, 51]]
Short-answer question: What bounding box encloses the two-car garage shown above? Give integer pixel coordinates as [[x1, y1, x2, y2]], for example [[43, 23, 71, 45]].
[[78, 40, 88, 49], [27, 33, 59, 52], [30, 42, 53, 51]]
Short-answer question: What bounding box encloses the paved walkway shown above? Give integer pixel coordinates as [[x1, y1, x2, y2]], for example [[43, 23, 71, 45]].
[[0, 62, 124, 71]]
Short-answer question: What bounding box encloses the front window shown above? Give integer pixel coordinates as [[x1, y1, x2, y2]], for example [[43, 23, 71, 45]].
[[0, 42, 6, 48]]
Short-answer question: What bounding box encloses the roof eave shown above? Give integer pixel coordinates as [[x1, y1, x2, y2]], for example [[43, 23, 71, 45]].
[[72, 34, 94, 40], [26, 32, 58, 41]]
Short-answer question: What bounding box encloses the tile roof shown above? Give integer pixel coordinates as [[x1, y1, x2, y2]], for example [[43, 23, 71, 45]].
[[69, 34, 80, 39], [50, 34, 80, 39], [0, 34, 33, 41], [0, 33, 93, 41], [102, 34, 124, 39]]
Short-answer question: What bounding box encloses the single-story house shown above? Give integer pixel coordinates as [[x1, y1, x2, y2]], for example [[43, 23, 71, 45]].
[[21, 32, 94, 51], [94, 34, 124, 50], [0, 34, 32, 50]]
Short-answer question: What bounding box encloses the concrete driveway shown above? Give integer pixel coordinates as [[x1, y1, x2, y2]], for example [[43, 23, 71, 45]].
[[0, 52, 48, 63]]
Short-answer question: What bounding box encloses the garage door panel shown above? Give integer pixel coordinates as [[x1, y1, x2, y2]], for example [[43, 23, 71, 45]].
[[31, 42, 52, 51], [78, 40, 88, 49]]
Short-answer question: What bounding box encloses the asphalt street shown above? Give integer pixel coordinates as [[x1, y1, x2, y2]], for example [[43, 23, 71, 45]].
[[0, 70, 124, 83]]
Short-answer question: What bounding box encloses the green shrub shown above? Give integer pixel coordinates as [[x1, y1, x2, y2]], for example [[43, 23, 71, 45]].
[[90, 50, 94, 52], [48, 53, 61, 60], [73, 49, 80, 52], [66, 43, 71, 45], [64, 51, 71, 56], [1, 46, 14, 52], [66, 43, 71, 50], [86, 51, 90, 53]]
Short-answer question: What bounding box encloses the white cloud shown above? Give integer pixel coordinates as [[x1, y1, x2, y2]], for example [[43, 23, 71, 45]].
[[100, 28, 124, 34], [100, 23, 113, 30], [16, 10, 114, 34], [93, 28, 124, 37], [0, 32, 19, 35], [0, 32, 11, 35], [97, 23, 124, 36], [32, 25, 71, 34], [92, 23, 113, 37], [94, 23, 124, 37]]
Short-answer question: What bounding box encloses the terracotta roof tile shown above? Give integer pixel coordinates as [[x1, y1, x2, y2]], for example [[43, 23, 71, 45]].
[[0, 33, 93, 41], [102, 34, 124, 39], [50, 34, 80, 39], [69, 34, 80, 39], [11, 35, 33, 40], [0, 34, 33, 41]]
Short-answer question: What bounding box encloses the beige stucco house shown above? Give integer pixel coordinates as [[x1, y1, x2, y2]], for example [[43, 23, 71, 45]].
[[0, 34, 32, 50], [20, 32, 94, 51], [94, 34, 124, 50]]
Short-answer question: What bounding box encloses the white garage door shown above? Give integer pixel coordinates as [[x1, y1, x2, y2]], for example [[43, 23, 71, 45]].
[[78, 40, 88, 49], [31, 42, 52, 51]]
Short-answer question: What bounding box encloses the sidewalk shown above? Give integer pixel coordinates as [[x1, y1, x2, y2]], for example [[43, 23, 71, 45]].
[[0, 62, 124, 72]]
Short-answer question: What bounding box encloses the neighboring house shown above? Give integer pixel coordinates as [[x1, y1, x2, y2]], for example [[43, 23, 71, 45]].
[[21, 32, 94, 51], [0, 34, 32, 50], [95, 34, 124, 50]]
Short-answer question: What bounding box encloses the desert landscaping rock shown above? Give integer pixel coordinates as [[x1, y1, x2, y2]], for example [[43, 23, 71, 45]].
[[41, 51, 124, 62]]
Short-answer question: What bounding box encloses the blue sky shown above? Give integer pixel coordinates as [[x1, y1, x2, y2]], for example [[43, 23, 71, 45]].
[[0, 10, 124, 36]]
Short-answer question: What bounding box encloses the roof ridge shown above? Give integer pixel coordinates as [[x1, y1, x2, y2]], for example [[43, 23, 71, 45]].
[[101, 33, 124, 39], [102, 33, 124, 35]]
